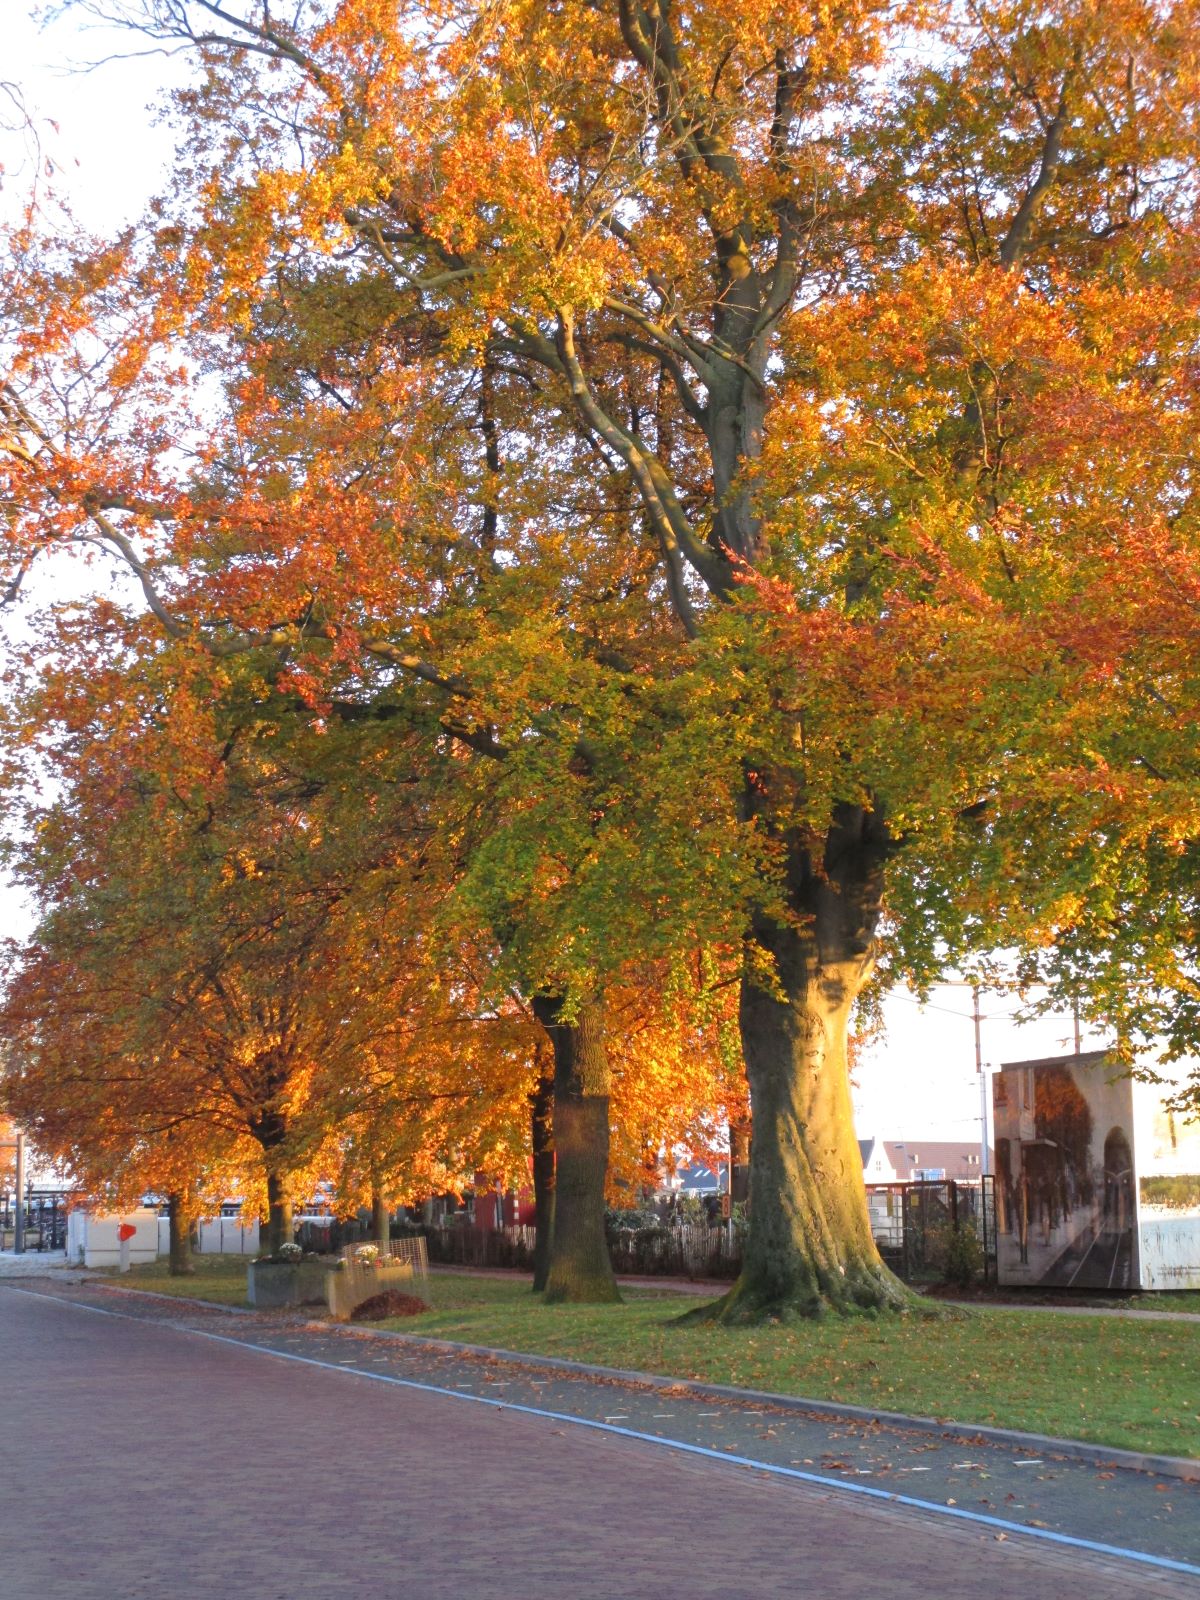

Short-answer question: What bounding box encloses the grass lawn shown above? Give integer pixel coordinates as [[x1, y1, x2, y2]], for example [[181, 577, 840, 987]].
[[96, 1259, 1200, 1459], [94, 1253, 256, 1306]]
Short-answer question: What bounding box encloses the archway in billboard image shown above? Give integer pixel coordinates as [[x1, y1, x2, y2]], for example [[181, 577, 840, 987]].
[[1061, 1124, 1135, 1289], [1084, 1125, 1136, 1290]]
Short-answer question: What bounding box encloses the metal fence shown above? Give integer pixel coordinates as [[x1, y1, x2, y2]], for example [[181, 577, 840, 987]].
[[869, 1178, 996, 1285], [295, 1214, 385, 1254], [605, 1220, 742, 1279], [423, 1224, 538, 1270], [1, 1191, 69, 1252], [418, 1182, 995, 1287]]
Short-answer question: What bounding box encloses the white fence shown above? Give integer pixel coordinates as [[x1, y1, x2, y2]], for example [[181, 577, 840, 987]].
[[155, 1216, 261, 1255], [198, 1217, 260, 1254]]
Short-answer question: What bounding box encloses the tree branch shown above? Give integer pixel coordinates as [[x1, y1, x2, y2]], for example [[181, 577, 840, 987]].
[[555, 308, 731, 610], [998, 60, 1077, 269]]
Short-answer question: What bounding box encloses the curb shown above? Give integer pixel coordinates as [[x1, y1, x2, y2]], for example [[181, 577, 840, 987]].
[[304, 1322, 1200, 1485], [53, 1280, 1200, 1485], [937, 1297, 1200, 1326]]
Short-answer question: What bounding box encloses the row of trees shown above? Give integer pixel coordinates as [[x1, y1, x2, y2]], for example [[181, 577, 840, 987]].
[[1, 0, 1198, 1316], [1, 687, 740, 1275]]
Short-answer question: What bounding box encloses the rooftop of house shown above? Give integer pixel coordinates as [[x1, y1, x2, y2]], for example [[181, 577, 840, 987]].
[[860, 1138, 989, 1181], [672, 1161, 722, 1194], [999, 1049, 1111, 1072]]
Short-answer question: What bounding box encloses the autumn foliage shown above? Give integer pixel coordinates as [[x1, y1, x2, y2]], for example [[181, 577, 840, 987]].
[[2, 0, 1199, 1312]]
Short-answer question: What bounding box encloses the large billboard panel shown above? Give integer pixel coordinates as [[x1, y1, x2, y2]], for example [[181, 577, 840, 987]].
[[992, 1053, 1137, 1290], [993, 1052, 1200, 1291]]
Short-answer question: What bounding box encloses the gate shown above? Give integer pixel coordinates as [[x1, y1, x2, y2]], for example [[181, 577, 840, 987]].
[[870, 1178, 996, 1285], [1, 1190, 70, 1252]]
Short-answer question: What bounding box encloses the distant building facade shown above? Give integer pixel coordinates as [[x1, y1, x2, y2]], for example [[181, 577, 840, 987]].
[[858, 1138, 987, 1184]]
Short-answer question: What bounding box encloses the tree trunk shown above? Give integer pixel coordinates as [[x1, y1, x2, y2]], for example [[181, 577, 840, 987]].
[[531, 994, 619, 1303], [265, 1171, 294, 1257], [705, 803, 912, 1321], [729, 1116, 751, 1206], [167, 1190, 195, 1276], [530, 1055, 556, 1294], [371, 1188, 390, 1248]]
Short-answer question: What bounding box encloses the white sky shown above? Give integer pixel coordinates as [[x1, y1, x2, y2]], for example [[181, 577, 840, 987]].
[[2, 5, 1105, 1152], [3, 7, 190, 233]]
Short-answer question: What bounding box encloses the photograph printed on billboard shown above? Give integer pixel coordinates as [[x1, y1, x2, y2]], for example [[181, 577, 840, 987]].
[[992, 1052, 1137, 1290]]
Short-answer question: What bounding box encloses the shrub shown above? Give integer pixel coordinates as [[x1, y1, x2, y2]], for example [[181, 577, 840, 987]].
[[933, 1222, 984, 1289]]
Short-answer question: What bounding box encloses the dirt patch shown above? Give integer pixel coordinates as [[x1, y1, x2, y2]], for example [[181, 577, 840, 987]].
[[349, 1289, 430, 1322], [922, 1282, 1132, 1310]]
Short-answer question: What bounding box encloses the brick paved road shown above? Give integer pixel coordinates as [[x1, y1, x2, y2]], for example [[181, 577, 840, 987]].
[[1, 1284, 1194, 1599]]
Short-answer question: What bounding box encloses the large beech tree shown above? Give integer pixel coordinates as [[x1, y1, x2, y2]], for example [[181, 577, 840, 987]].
[[5, 0, 1200, 1316]]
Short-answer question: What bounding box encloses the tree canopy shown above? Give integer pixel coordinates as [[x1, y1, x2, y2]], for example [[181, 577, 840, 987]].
[[2, 0, 1198, 1313]]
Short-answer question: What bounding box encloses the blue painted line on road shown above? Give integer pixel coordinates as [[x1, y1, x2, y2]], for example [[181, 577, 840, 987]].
[[12, 1287, 1200, 1581]]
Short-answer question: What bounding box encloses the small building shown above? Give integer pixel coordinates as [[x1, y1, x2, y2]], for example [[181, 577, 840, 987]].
[[671, 1160, 722, 1198], [992, 1051, 1200, 1291], [66, 1208, 160, 1269], [472, 1173, 535, 1231]]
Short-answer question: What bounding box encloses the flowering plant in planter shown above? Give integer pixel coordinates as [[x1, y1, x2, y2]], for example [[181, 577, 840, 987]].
[[254, 1240, 305, 1266], [326, 1244, 415, 1319]]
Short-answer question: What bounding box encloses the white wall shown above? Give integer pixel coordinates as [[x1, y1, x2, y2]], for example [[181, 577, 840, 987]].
[[68, 1209, 161, 1268], [1134, 1067, 1200, 1291], [196, 1217, 260, 1255]]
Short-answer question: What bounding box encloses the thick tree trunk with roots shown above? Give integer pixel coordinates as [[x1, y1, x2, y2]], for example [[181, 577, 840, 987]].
[[529, 1055, 556, 1293], [703, 802, 913, 1322], [531, 994, 619, 1304], [167, 1190, 195, 1276]]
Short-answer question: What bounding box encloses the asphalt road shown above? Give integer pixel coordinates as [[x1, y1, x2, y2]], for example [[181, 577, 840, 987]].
[[1, 1282, 1196, 1599]]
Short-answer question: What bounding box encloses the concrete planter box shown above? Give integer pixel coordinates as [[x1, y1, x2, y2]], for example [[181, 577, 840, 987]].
[[326, 1261, 415, 1320], [247, 1259, 328, 1309]]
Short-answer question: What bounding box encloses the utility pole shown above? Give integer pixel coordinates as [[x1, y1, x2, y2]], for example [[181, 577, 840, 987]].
[[972, 986, 990, 1177]]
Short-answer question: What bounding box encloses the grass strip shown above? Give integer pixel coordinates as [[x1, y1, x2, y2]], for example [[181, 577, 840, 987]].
[[95, 1254, 255, 1306]]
